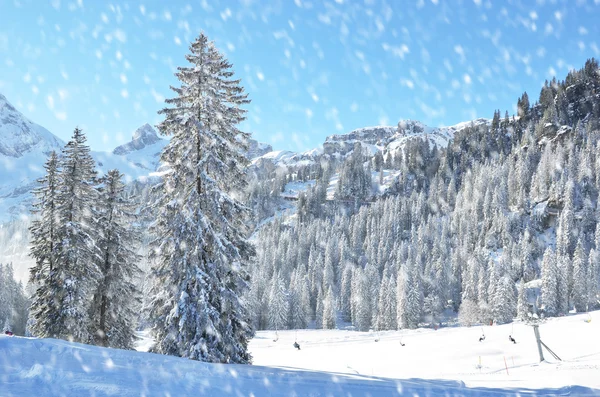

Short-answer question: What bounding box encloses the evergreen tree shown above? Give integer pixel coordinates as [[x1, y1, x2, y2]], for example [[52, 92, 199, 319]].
[[28, 151, 62, 338], [88, 170, 141, 349], [516, 280, 529, 321], [149, 33, 254, 363], [491, 274, 515, 324], [268, 273, 289, 330], [541, 247, 559, 316], [30, 128, 101, 342], [572, 239, 588, 312], [322, 286, 337, 329], [0, 264, 29, 335]]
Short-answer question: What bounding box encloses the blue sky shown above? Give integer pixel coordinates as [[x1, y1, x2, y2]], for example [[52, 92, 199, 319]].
[[1, 0, 600, 153]]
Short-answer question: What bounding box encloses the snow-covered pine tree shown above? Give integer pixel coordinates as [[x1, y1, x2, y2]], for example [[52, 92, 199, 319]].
[[516, 280, 529, 321], [149, 33, 254, 363], [28, 151, 62, 338], [405, 262, 423, 329], [339, 264, 353, 322], [541, 247, 559, 316], [267, 273, 289, 330], [588, 248, 599, 310], [315, 288, 324, 329], [288, 270, 308, 329], [0, 265, 7, 327], [571, 238, 588, 312], [322, 286, 337, 329], [491, 272, 515, 324], [88, 169, 141, 349], [1, 264, 29, 336], [54, 127, 101, 343]]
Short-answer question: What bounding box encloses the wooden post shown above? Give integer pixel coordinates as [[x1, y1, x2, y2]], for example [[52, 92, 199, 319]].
[[504, 356, 509, 375], [533, 324, 544, 362]]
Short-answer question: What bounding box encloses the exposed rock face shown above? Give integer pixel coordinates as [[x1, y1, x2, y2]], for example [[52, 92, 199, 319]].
[[246, 139, 273, 159], [113, 124, 162, 155], [323, 126, 397, 156]]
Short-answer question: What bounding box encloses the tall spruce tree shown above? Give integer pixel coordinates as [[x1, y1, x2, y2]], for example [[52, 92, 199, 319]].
[[149, 33, 254, 363], [54, 127, 101, 343], [29, 128, 100, 342], [88, 170, 141, 349], [28, 151, 62, 338], [541, 247, 559, 316]]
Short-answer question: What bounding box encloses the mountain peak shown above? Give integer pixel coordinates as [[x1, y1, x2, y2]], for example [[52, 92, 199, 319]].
[[132, 123, 158, 142], [113, 124, 162, 155], [0, 92, 64, 158]]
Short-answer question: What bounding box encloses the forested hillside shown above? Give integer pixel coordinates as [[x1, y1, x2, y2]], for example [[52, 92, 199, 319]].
[[246, 59, 600, 332]]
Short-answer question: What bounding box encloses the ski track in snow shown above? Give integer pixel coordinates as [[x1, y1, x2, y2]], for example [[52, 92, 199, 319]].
[[1, 312, 599, 396]]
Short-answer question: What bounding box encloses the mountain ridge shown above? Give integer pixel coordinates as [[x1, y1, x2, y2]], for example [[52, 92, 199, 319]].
[[0, 91, 486, 222]]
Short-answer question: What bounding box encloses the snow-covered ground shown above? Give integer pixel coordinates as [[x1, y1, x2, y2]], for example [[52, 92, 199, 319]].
[[250, 311, 600, 391], [1, 312, 599, 396]]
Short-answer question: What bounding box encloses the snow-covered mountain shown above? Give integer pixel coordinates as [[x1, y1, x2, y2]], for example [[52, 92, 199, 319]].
[[253, 119, 490, 169], [0, 94, 167, 222], [113, 123, 163, 156], [0, 90, 489, 222], [0, 94, 65, 220], [0, 93, 64, 158]]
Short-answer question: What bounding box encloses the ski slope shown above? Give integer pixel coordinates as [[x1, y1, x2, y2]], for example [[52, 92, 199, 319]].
[[1, 312, 598, 396], [250, 311, 600, 392]]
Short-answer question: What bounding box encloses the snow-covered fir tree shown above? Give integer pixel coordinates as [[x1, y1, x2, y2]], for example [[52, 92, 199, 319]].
[[541, 247, 559, 316], [267, 273, 289, 331], [29, 128, 101, 342], [322, 286, 336, 329], [88, 169, 141, 349], [149, 33, 254, 363], [0, 263, 28, 335], [28, 151, 62, 338]]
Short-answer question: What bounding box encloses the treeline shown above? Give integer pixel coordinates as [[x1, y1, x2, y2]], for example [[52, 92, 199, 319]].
[[247, 59, 600, 331]]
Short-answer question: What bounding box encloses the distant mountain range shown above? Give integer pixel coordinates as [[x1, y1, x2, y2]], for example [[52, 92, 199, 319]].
[[0, 91, 488, 222]]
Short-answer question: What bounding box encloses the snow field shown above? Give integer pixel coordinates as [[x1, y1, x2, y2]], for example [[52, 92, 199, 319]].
[[250, 311, 600, 391], [1, 312, 599, 396]]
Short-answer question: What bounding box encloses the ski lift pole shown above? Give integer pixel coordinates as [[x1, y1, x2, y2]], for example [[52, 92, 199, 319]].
[[533, 324, 544, 362]]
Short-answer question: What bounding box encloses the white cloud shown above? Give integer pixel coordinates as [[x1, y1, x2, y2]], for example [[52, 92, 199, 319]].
[[220, 8, 232, 21], [113, 29, 127, 43], [151, 89, 164, 103], [58, 89, 68, 100], [55, 112, 67, 120], [382, 43, 409, 59], [554, 11, 562, 21], [401, 79, 414, 89]]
